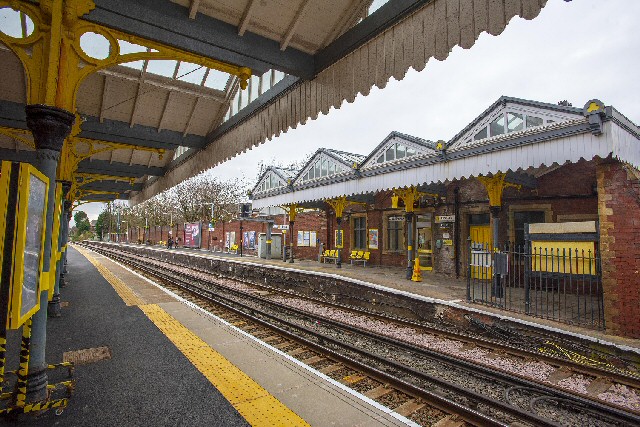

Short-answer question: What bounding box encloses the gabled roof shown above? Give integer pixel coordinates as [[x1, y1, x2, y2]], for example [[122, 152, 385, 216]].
[[251, 165, 299, 196], [360, 131, 436, 170], [324, 149, 366, 167], [447, 96, 584, 150], [272, 166, 299, 181], [292, 148, 363, 187]]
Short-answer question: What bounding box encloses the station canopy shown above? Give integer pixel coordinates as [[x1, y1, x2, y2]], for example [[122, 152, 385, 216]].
[[0, 0, 550, 206]]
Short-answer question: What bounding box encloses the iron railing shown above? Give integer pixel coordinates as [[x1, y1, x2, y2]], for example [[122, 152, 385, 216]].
[[467, 242, 604, 329]]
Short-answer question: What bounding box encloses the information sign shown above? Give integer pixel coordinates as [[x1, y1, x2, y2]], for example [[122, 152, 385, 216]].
[[335, 229, 344, 248], [435, 215, 455, 223]]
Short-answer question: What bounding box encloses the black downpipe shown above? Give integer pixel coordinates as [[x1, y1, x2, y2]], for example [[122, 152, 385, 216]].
[[454, 187, 460, 278]]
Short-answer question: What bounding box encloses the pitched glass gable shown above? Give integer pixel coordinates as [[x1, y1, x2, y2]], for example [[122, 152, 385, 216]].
[[451, 101, 583, 149], [256, 171, 286, 193], [375, 141, 418, 164], [300, 154, 350, 183]]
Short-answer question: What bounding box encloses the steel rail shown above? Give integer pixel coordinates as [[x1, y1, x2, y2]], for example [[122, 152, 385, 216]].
[[84, 244, 640, 427]]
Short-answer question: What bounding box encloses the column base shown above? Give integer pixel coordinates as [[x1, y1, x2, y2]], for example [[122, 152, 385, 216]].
[[25, 369, 49, 403], [406, 266, 413, 280], [48, 294, 61, 318]]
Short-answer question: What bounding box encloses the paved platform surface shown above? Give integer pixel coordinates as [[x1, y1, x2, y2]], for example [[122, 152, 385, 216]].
[[2, 246, 418, 426]]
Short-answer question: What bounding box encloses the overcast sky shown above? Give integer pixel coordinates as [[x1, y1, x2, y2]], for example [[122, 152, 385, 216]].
[[76, 0, 640, 224]]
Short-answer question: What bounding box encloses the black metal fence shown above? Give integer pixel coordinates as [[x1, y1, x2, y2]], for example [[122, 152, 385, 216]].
[[467, 242, 604, 329]]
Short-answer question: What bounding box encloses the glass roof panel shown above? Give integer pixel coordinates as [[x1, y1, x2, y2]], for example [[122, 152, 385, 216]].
[[121, 60, 145, 71], [368, 0, 390, 15], [145, 59, 178, 78], [204, 69, 231, 91], [0, 8, 34, 38], [118, 40, 147, 55], [176, 62, 207, 84], [80, 32, 111, 60]]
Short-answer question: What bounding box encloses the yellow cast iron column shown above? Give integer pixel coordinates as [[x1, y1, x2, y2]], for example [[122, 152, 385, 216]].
[[326, 197, 351, 269], [280, 204, 302, 263], [392, 187, 420, 280], [476, 173, 521, 298], [476, 173, 521, 250]]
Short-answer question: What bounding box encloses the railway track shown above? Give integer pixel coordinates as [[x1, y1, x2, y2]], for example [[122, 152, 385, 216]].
[[82, 243, 640, 427]]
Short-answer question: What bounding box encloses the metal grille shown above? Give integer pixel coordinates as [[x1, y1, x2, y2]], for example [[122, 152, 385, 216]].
[[467, 242, 604, 329]]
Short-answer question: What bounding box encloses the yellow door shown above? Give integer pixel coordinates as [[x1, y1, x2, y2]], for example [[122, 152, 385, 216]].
[[470, 225, 492, 279], [417, 227, 433, 271]]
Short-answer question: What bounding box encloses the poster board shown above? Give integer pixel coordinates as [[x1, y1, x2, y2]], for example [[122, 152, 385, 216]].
[[297, 231, 311, 246], [184, 222, 202, 248], [7, 163, 49, 329], [225, 231, 236, 248], [309, 231, 317, 247], [0, 162, 12, 317], [47, 183, 63, 300], [243, 230, 256, 249], [368, 229, 379, 249], [335, 229, 344, 248]]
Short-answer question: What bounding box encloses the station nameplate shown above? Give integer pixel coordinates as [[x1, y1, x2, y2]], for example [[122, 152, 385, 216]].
[[435, 215, 455, 223]]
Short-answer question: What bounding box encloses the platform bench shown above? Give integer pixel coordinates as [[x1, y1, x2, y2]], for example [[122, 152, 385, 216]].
[[349, 250, 370, 266], [320, 249, 339, 263]]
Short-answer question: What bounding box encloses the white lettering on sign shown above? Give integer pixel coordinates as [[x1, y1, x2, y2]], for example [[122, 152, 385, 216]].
[[435, 215, 455, 223], [273, 225, 289, 230], [388, 216, 405, 222]]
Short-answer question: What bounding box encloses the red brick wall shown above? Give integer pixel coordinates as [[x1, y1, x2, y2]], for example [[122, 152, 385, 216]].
[[597, 160, 640, 338]]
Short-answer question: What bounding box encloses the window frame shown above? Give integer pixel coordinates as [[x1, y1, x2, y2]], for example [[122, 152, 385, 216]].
[[351, 215, 367, 250], [383, 211, 405, 253]]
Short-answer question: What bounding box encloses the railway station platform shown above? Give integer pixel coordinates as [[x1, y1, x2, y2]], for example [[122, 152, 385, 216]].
[[120, 242, 640, 352], [8, 245, 420, 426]]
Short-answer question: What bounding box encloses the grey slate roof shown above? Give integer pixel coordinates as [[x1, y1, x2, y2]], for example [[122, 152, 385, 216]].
[[324, 149, 366, 166]]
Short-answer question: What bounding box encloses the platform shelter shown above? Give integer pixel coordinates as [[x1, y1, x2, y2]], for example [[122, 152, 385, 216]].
[[249, 97, 640, 338]]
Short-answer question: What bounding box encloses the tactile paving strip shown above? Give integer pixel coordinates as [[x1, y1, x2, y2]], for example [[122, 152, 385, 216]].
[[139, 304, 309, 427], [75, 246, 145, 306]]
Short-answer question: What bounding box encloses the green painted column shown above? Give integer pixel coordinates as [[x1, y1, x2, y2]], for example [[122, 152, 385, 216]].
[[25, 104, 75, 403]]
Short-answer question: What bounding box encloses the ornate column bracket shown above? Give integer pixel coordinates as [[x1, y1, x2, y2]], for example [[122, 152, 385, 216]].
[[476, 172, 521, 208], [391, 186, 437, 213], [325, 196, 366, 219], [0, 0, 251, 113], [280, 203, 305, 222], [0, 126, 36, 149]]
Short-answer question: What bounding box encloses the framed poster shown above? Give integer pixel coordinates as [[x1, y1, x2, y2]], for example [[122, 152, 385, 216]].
[[309, 231, 317, 247], [335, 229, 344, 248], [48, 183, 63, 300], [368, 229, 379, 249], [297, 230, 304, 246], [184, 222, 202, 248], [0, 162, 12, 319], [243, 231, 256, 249], [8, 163, 49, 329]]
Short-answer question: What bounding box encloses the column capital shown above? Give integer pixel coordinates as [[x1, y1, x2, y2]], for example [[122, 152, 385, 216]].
[[25, 104, 75, 152]]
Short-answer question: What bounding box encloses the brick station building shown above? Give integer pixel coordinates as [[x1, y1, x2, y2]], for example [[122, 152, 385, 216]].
[[249, 97, 640, 338]]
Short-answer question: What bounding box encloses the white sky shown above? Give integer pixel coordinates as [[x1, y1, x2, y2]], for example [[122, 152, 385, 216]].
[[75, 0, 640, 224]]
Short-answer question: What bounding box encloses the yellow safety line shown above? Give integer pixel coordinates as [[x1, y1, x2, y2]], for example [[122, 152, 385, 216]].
[[139, 304, 309, 427], [74, 246, 145, 306]]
